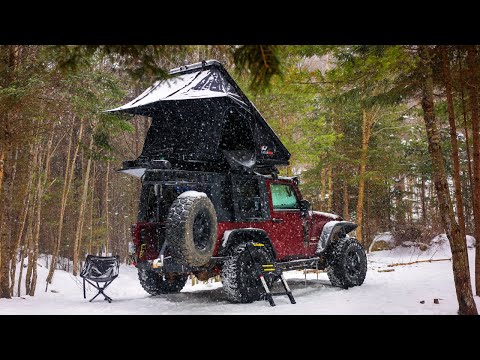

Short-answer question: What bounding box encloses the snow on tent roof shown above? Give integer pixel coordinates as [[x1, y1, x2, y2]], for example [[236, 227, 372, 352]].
[[107, 61, 245, 114], [107, 60, 290, 174]]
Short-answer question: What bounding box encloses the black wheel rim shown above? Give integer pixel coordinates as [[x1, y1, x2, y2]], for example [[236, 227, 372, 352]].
[[193, 211, 210, 250], [345, 249, 361, 277]]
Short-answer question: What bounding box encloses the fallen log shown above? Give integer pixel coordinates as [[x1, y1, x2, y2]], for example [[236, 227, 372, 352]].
[[387, 258, 451, 267]]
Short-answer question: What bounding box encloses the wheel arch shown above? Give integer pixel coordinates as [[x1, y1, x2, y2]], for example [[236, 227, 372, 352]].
[[219, 228, 276, 259], [316, 221, 358, 254]]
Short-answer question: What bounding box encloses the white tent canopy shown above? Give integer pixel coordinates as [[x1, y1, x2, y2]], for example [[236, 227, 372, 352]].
[[107, 64, 244, 113], [109, 60, 291, 173]]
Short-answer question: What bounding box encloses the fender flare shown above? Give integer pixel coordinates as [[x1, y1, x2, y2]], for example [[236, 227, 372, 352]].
[[316, 221, 358, 254], [219, 228, 277, 259]]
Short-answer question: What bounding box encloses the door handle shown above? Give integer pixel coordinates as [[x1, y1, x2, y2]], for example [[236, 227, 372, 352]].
[[272, 218, 283, 223]]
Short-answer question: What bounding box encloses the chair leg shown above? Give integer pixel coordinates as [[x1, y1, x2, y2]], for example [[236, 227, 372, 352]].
[[89, 291, 102, 302], [83, 278, 86, 299], [84, 279, 102, 302], [100, 281, 113, 302], [102, 293, 113, 303], [85, 280, 114, 303]]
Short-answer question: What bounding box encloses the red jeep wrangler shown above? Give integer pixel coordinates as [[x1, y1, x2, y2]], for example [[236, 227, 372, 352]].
[[109, 60, 367, 303]]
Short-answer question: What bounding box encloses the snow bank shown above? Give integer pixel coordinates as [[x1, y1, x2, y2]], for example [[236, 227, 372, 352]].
[[431, 233, 448, 244], [368, 232, 394, 252], [2, 234, 478, 315], [432, 233, 476, 248], [368, 233, 477, 263], [178, 191, 207, 199]]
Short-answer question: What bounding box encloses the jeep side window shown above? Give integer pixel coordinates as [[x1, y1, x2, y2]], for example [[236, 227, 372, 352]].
[[271, 184, 299, 210], [234, 178, 262, 219]]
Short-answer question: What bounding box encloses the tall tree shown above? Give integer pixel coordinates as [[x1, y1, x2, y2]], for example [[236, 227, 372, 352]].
[[465, 46, 480, 295], [420, 46, 477, 315], [440, 46, 467, 243], [45, 119, 83, 289], [72, 131, 94, 276], [356, 107, 380, 244]]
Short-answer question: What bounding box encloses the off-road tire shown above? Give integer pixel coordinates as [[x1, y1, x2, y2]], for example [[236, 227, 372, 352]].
[[221, 243, 273, 303], [138, 269, 188, 295], [326, 237, 367, 289], [166, 194, 217, 267]]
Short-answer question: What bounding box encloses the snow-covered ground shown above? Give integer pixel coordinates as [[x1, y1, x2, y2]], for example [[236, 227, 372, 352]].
[[1, 237, 479, 315]]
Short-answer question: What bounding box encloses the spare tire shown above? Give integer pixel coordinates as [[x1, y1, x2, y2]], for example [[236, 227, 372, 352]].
[[165, 192, 217, 267]]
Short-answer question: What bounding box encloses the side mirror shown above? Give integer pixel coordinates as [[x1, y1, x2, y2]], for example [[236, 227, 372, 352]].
[[299, 199, 311, 217]]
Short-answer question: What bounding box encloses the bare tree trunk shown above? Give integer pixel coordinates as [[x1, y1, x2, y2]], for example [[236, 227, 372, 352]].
[[9, 146, 34, 296], [320, 167, 326, 204], [0, 155, 12, 298], [441, 46, 467, 243], [18, 204, 34, 297], [134, 116, 140, 155], [89, 162, 96, 255], [0, 131, 13, 298], [0, 47, 15, 201], [343, 180, 349, 221], [327, 165, 333, 211], [0, 46, 18, 298], [0, 149, 4, 202], [421, 177, 427, 223], [395, 175, 406, 228], [26, 126, 54, 296], [406, 177, 413, 222], [459, 51, 475, 232], [428, 180, 437, 223], [25, 142, 42, 296], [73, 134, 94, 276], [2, 147, 19, 297], [356, 109, 375, 244], [466, 46, 480, 296], [420, 46, 477, 315], [46, 119, 83, 289], [105, 161, 110, 255]]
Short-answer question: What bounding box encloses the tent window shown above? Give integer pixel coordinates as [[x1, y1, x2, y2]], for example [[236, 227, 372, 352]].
[[219, 107, 255, 151]]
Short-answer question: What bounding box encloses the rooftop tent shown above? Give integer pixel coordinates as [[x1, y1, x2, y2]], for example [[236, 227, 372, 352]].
[[107, 60, 290, 176]]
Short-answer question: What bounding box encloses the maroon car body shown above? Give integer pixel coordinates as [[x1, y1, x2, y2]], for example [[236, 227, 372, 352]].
[[109, 60, 366, 301]]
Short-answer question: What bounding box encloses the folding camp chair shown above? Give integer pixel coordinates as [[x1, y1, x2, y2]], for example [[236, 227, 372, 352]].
[[80, 255, 120, 303]]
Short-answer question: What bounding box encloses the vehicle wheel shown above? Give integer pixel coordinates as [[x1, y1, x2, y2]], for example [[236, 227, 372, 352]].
[[138, 269, 188, 295], [166, 193, 217, 267], [221, 243, 273, 303], [326, 237, 367, 289]]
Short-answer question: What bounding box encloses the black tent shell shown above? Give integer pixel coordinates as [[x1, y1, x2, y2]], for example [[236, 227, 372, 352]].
[[107, 60, 290, 176]]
